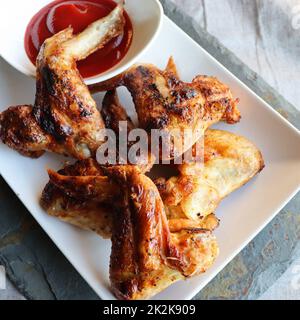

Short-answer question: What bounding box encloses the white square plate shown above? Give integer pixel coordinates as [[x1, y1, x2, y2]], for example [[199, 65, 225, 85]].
[[0, 16, 300, 300]]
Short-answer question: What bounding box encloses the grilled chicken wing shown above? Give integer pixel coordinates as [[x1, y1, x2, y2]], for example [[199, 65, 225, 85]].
[[41, 158, 219, 235], [100, 89, 156, 172], [41, 163, 219, 299], [157, 129, 264, 221], [0, 5, 125, 158], [41, 159, 113, 238], [101, 89, 136, 134], [106, 166, 218, 300], [42, 125, 264, 245], [43, 122, 265, 235], [41, 92, 255, 235], [99, 90, 262, 221], [1, 3, 262, 300], [0, 105, 50, 158], [89, 58, 240, 159]]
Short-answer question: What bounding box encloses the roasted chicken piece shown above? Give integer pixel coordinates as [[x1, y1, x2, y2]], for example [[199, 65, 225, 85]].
[[89, 57, 241, 160], [42, 162, 219, 300], [41, 158, 218, 236], [40, 127, 263, 299], [0, 5, 125, 158], [0, 105, 51, 158], [157, 129, 264, 221], [99, 90, 155, 172], [42, 127, 265, 235], [104, 165, 218, 300], [49, 89, 258, 230], [99, 89, 263, 221], [41, 159, 114, 238], [101, 89, 136, 135]]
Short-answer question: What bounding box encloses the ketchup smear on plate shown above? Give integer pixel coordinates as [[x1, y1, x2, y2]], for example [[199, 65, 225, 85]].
[[24, 0, 133, 78]]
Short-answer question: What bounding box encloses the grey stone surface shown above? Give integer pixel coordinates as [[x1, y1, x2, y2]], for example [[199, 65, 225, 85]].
[[0, 177, 98, 300], [0, 277, 25, 300], [0, 0, 299, 300], [259, 245, 300, 300]]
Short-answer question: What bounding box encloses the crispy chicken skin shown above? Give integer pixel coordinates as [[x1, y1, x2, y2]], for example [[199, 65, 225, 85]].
[[89, 58, 240, 159], [101, 89, 136, 134], [0, 5, 125, 159], [41, 163, 219, 300], [106, 166, 218, 300], [41, 159, 219, 237], [100, 89, 156, 172], [165, 57, 240, 124], [42, 87, 262, 239], [41, 159, 113, 238], [41, 126, 264, 299], [43, 128, 265, 234], [99, 90, 262, 221], [157, 129, 264, 220], [47, 169, 116, 202], [0, 105, 50, 157], [192, 75, 240, 124], [41, 91, 256, 237]]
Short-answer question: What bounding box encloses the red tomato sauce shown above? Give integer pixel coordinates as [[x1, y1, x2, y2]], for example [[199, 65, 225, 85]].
[[24, 0, 133, 78]]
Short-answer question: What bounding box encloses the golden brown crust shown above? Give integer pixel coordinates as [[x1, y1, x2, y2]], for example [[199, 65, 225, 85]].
[[165, 56, 179, 78], [0, 105, 49, 158], [107, 166, 218, 300], [47, 170, 116, 201], [168, 214, 220, 233], [41, 159, 114, 238], [41, 181, 113, 238], [101, 90, 156, 172], [0, 6, 125, 159], [40, 123, 265, 299], [89, 58, 241, 160], [101, 90, 136, 133], [0, 6, 264, 300], [41, 127, 264, 238], [41, 161, 219, 299], [192, 75, 241, 124], [160, 129, 264, 220]]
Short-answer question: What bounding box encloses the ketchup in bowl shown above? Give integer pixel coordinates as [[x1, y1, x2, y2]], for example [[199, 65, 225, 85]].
[[24, 0, 133, 78]]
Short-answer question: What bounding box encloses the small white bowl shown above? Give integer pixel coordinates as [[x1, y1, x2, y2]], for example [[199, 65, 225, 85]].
[[0, 0, 163, 84]]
